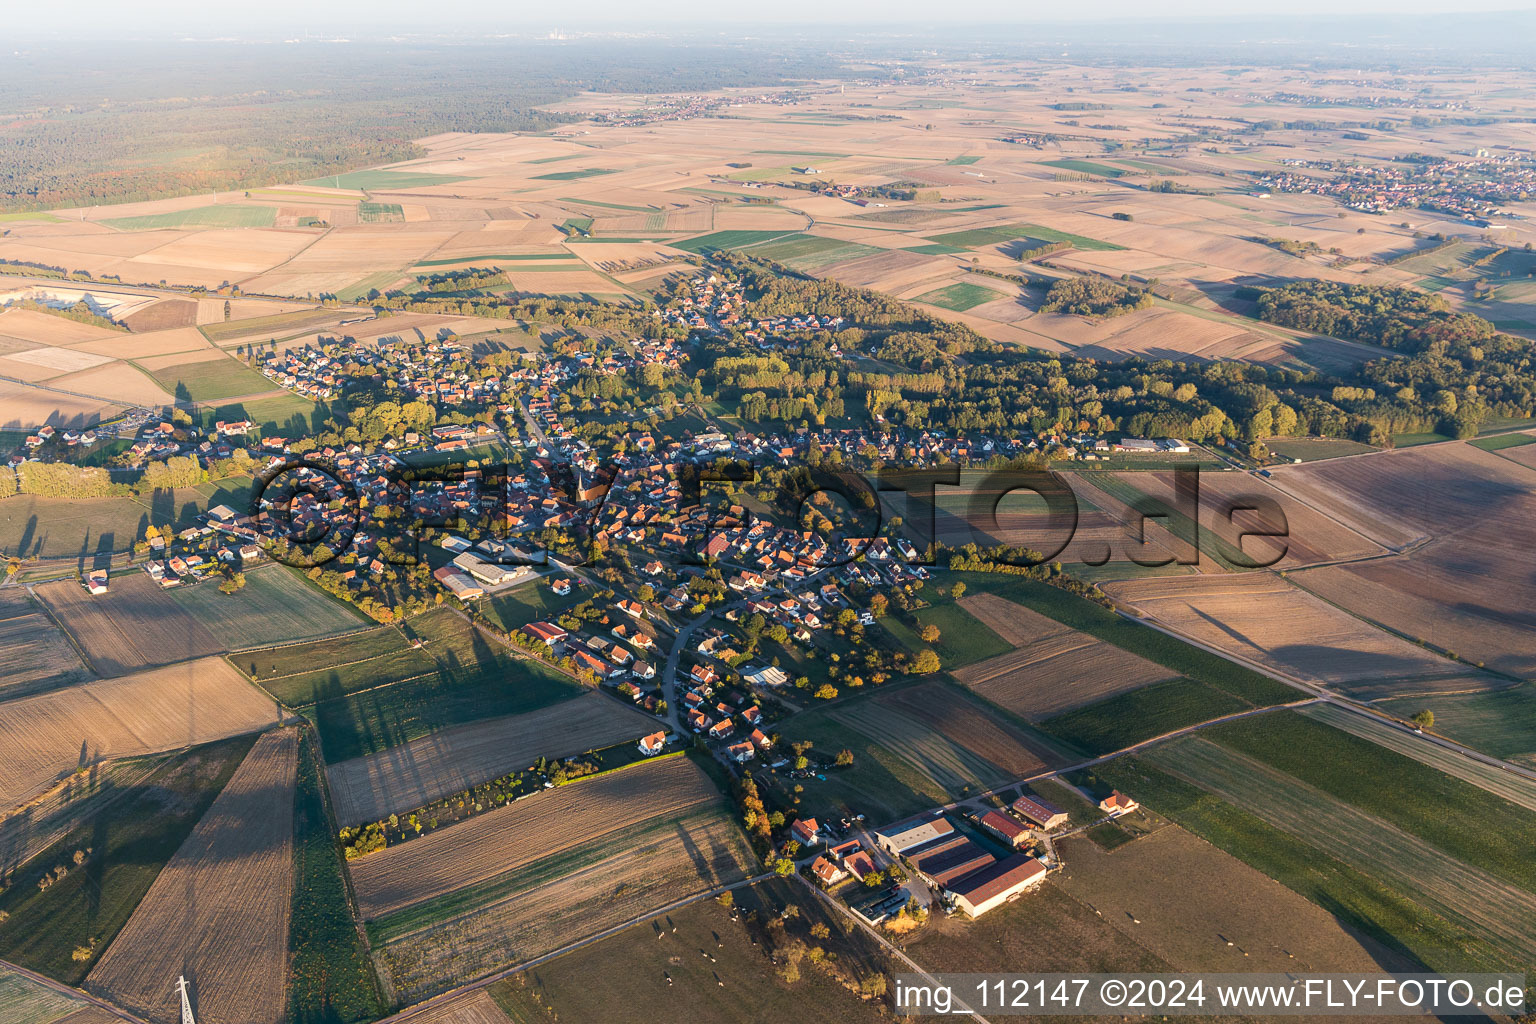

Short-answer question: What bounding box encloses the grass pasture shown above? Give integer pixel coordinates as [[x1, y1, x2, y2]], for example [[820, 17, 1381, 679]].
[[0, 735, 255, 985], [1039, 158, 1128, 177], [1264, 436, 1378, 461], [289, 731, 385, 1024], [102, 205, 276, 231], [1037, 677, 1253, 756], [234, 621, 432, 705], [143, 355, 275, 401], [913, 280, 1008, 311], [1470, 431, 1536, 452], [1376, 683, 1536, 767], [876, 594, 1012, 669], [170, 566, 365, 647]]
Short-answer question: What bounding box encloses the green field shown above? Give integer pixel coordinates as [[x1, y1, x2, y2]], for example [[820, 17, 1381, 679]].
[[1095, 755, 1529, 976], [477, 577, 585, 633], [913, 280, 1009, 311], [947, 155, 983, 165], [530, 168, 619, 182], [0, 212, 65, 223], [102, 205, 276, 231], [1039, 159, 1129, 177], [925, 222, 1123, 251], [143, 355, 276, 401], [289, 731, 386, 1024], [558, 197, 659, 212], [776, 706, 956, 823], [301, 170, 471, 190], [169, 565, 367, 647], [200, 307, 340, 343], [901, 242, 970, 254], [877, 595, 1011, 669], [0, 735, 255, 984], [1263, 436, 1378, 461], [357, 202, 404, 224], [1469, 432, 1536, 451], [1084, 474, 1257, 569], [337, 271, 401, 299], [1037, 677, 1251, 755], [0, 494, 156, 558], [740, 233, 882, 272], [1377, 683, 1536, 767], [1392, 431, 1454, 447], [0, 964, 90, 1023], [214, 392, 321, 433], [673, 229, 800, 254], [309, 610, 582, 762]]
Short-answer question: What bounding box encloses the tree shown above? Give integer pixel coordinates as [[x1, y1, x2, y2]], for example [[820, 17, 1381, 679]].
[[835, 748, 854, 767], [911, 649, 941, 674], [951, 582, 966, 600], [1411, 710, 1435, 729], [919, 623, 941, 643], [717, 891, 734, 908], [869, 594, 888, 618], [814, 683, 839, 700]]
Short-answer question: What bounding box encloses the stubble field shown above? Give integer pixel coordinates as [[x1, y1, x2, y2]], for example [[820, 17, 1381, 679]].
[[87, 729, 298, 1024]]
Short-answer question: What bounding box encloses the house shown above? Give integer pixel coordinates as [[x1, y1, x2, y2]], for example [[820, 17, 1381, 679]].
[[749, 728, 772, 751], [790, 817, 820, 846], [740, 705, 762, 725], [631, 660, 656, 680], [726, 741, 755, 763], [978, 810, 1030, 849], [551, 578, 572, 596], [616, 599, 645, 619], [85, 570, 109, 595], [810, 856, 847, 886], [689, 664, 718, 687], [946, 855, 1048, 917], [522, 621, 568, 647], [638, 732, 667, 756], [1011, 794, 1069, 831], [708, 718, 735, 739], [1099, 791, 1139, 816]]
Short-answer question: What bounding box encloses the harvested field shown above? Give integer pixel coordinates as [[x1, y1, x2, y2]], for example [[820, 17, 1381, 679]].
[[120, 299, 197, 332], [37, 575, 222, 675], [1102, 574, 1458, 692], [484, 878, 891, 1024], [1052, 825, 1406, 972], [326, 694, 651, 825], [0, 605, 94, 700], [877, 682, 1052, 777], [1143, 735, 1536, 970], [350, 755, 720, 919], [953, 594, 1175, 719], [87, 729, 297, 1024], [953, 592, 1074, 646], [374, 805, 753, 1004], [1109, 468, 1387, 569], [0, 656, 280, 810], [395, 990, 511, 1024]]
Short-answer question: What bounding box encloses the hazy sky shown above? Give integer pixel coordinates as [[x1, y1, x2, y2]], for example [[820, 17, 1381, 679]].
[[15, 0, 1536, 38]]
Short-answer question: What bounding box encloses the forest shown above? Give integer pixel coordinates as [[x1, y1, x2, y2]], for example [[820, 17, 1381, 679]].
[[0, 42, 846, 210]]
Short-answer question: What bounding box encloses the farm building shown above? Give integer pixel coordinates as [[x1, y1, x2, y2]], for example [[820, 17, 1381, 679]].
[[432, 567, 484, 600], [978, 810, 1031, 849], [948, 855, 1049, 917], [1012, 793, 1068, 831], [909, 836, 997, 888], [86, 570, 110, 595], [874, 816, 955, 857]]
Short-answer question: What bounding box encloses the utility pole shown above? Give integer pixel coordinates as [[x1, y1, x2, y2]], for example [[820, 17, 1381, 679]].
[[176, 975, 197, 1024]]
